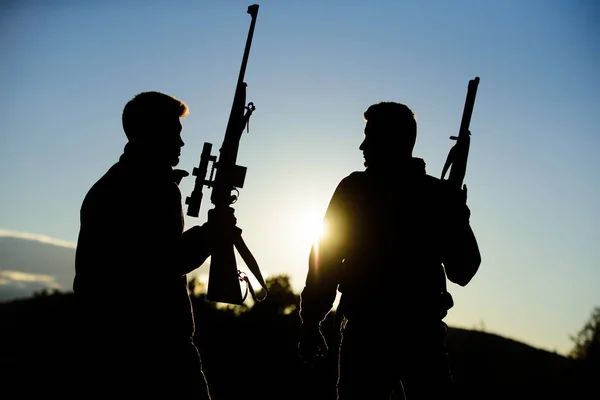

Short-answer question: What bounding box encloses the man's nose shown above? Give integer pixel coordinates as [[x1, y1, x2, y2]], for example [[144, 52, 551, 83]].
[[179, 137, 185, 147]]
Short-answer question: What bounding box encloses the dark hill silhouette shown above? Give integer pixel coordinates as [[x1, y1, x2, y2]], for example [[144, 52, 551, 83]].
[[445, 327, 580, 398], [0, 277, 589, 400]]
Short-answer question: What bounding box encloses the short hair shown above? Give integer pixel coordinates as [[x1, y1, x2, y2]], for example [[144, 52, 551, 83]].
[[363, 102, 417, 151], [122, 91, 189, 141]]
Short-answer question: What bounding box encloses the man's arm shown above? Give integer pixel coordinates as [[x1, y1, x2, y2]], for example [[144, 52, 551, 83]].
[[299, 175, 356, 325], [299, 245, 340, 326], [298, 175, 356, 367], [442, 186, 481, 287]]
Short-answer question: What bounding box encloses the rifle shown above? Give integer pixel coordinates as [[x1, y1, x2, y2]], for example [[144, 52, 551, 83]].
[[440, 77, 482, 287], [441, 77, 480, 189], [185, 4, 267, 305]]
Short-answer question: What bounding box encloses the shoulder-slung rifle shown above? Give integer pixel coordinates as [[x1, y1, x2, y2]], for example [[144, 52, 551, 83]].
[[441, 77, 480, 189], [440, 77, 482, 288], [185, 4, 267, 305]]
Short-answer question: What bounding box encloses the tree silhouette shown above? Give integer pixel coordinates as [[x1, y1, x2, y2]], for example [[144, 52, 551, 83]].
[[569, 306, 600, 392], [249, 274, 299, 315], [570, 306, 600, 363]]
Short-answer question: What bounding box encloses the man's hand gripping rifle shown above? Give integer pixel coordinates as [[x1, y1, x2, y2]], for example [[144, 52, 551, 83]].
[[185, 4, 267, 305]]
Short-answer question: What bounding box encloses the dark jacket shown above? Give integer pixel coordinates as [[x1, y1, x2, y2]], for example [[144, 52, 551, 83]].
[[74, 143, 209, 342], [299, 157, 480, 325]]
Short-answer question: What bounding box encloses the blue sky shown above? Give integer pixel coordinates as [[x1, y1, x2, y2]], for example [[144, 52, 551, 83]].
[[1, 0, 598, 355]]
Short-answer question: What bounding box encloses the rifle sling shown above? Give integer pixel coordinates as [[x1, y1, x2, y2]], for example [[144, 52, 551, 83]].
[[234, 231, 268, 302]]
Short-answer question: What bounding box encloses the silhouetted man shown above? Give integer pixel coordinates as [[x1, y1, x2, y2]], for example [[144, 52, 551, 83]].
[[73, 91, 228, 399], [298, 102, 481, 399]]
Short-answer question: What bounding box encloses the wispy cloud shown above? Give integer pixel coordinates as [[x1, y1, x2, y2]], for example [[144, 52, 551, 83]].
[[0, 229, 76, 249], [0, 231, 74, 302], [0, 270, 58, 285]]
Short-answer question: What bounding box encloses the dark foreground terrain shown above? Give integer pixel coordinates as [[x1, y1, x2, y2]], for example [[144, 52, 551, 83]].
[[0, 278, 592, 399]]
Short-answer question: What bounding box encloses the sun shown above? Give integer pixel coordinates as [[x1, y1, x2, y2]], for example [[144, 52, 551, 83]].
[[292, 210, 327, 249]]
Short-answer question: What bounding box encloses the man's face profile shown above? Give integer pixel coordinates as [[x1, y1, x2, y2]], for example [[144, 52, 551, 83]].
[[360, 120, 388, 168], [360, 118, 412, 168], [148, 116, 184, 167], [165, 118, 184, 167]]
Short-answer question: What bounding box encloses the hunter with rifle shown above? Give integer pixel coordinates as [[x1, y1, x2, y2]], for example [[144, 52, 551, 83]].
[[72, 5, 267, 399], [73, 92, 217, 399], [298, 80, 482, 399]]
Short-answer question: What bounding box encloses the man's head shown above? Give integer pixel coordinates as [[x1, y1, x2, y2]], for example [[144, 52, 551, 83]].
[[360, 102, 417, 168], [122, 91, 189, 166]]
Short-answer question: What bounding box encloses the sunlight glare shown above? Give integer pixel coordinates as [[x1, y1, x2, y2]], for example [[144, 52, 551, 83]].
[[292, 210, 326, 249]]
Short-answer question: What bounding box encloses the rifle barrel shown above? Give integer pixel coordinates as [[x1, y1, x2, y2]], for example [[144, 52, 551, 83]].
[[443, 77, 480, 189]]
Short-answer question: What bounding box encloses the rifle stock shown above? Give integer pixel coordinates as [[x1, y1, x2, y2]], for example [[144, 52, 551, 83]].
[[185, 4, 267, 305], [441, 77, 480, 189]]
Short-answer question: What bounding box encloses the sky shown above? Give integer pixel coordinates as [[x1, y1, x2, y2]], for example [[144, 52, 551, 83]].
[[1, 0, 598, 355]]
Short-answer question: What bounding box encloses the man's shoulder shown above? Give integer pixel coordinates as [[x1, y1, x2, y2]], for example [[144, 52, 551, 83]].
[[320, 171, 366, 201], [421, 173, 452, 191], [82, 163, 126, 201], [344, 170, 367, 182], [422, 173, 443, 186], [92, 162, 124, 185], [337, 171, 368, 189], [418, 175, 466, 207]]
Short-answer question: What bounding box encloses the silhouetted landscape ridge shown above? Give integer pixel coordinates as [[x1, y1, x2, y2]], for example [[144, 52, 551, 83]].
[[0, 276, 595, 399]]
